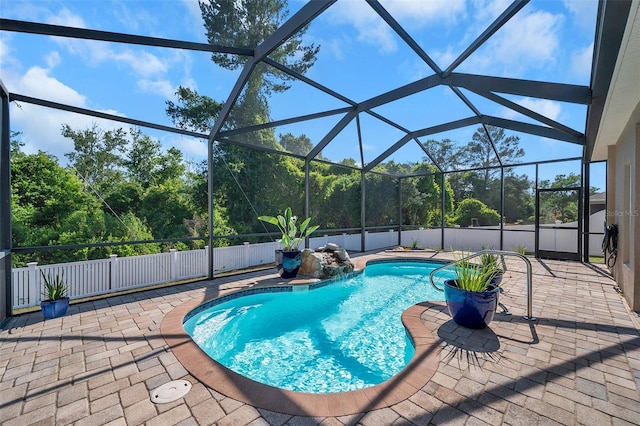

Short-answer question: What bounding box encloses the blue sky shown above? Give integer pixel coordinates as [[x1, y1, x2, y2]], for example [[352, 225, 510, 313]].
[[0, 0, 605, 190]]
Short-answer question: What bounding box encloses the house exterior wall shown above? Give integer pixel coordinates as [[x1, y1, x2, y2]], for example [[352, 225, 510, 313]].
[[607, 102, 640, 311]]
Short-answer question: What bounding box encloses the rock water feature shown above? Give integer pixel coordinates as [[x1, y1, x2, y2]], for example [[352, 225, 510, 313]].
[[298, 243, 354, 279]]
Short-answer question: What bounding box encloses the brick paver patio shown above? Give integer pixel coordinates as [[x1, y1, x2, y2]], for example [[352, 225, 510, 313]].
[[1, 251, 639, 425]]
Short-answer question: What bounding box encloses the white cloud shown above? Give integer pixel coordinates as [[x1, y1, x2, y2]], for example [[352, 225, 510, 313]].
[[21, 66, 86, 106], [562, 0, 598, 31], [470, 0, 513, 23], [331, 1, 397, 53], [0, 37, 19, 70], [45, 51, 61, 68], [432, 47, 457, 72], [571, 42, 593, 80], [181, 0, 204, 21], [115, 49, 168, 78], [461, 10, 563, 75], [381, 0, 466, 26], [502, 97, 562, 121], [138, 79, 175, 99], [47, 7, 86, 28], [42, 7, 171, 82], [167, 135, 208, 160], [326, 0, 465, 54], [6, 65, 126, 162]]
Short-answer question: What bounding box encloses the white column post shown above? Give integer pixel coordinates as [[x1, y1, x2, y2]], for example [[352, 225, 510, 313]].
[[109, 254, 118, 291], [243, 242, 250, 269], [204, 246, 210, 276], [28, 262, 39, 306], [170, 249, 178, 281]]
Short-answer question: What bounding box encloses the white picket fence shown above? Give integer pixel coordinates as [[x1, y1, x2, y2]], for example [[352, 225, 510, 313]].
[[13, 226, 604, 309]]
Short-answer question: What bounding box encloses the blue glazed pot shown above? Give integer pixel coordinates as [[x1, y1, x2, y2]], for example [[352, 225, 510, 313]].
[[443, 280, 499, 329], [41, 297, 70, 319], [280, 250, 302, 279]]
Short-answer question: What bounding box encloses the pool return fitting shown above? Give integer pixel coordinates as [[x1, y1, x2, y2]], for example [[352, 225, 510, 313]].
[[428, 250, 536, 321]]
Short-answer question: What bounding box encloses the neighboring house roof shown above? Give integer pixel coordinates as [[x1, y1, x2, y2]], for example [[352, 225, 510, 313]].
[[590, 192, 606, 203]]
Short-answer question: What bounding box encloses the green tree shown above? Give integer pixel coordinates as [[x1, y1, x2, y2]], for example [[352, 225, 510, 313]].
[[500, 173, 534, 223], [365, 174, 397, 226], [125, 129, 164, 188], [459, 126, 524, 195], [422, 138, 460, 170], [401, 163, 454, 227], [279, 132, 314, 157], [199, 0, 319, 94], [11, 147, 103, 264], [62, 123, 128, 190], [166, 87, 223, 133], [124, 129, 187, 189], [139, 178, 194, 239], [538, 172, 585, 223], [454, 198, 501, 227]]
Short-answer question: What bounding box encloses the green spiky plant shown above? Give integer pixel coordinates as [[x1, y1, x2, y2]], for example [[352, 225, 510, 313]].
[[452, 252, 501, 292], [258, 207, 319, 251], [41, 271, 68, 301], [480, 251, 502, 282], [514, 244, 527, 255]]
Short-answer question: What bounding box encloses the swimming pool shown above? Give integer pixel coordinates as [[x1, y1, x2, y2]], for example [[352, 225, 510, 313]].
[[183, 260, 453, 394]]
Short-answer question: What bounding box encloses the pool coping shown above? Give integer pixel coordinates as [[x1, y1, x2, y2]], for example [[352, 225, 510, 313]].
[[160, 257, 446, 416]]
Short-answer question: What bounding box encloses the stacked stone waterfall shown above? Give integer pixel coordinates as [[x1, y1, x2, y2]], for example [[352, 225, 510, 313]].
[[298, 243, 354, 279]]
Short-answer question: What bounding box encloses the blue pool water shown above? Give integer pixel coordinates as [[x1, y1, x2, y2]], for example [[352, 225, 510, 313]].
[[183, 260, 453, 393]]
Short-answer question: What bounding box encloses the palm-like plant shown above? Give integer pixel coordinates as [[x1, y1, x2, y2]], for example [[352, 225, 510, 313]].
[[41, 271, 68, 301], [452, 253, 501, 292], [258, 207, 319, 251]]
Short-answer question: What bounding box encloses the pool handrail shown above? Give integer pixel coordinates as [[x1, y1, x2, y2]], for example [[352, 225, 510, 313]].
[[428, 250, 535, 321]]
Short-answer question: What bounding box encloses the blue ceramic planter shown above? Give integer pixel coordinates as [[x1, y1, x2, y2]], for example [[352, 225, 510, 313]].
[[41, 297, 70, 319], [443, 280, 499, 329], [279, 250, 302, 279]]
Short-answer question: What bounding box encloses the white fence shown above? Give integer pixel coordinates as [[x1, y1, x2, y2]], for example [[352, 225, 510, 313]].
[[13, 225, 605, 309]]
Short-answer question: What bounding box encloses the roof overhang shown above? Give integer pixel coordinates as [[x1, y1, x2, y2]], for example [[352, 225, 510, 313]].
[[586, 0, 640, 161]]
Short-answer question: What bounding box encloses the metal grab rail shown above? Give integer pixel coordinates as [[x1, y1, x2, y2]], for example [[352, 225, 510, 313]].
[[429, 249, 536, 321]]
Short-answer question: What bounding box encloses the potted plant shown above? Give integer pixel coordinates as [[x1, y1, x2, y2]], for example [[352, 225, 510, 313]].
[[443, 253, 501, 329], [480, 251, 503, 285], [40, 271, 69, 319], [258, 207, 319, 278]]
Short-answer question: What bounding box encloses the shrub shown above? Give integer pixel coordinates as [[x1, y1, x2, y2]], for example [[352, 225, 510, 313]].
[[454, 198, 501, 226]]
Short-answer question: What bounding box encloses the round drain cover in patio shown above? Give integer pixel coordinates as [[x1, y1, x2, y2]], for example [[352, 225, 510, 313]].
[[150, 380, 192, 404]]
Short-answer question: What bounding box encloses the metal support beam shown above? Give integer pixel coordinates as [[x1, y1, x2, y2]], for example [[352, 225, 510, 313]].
[[359, 74, 443, 111], [443, 0, 530, 76], [263, 58, 356, 106], [398, 178, 403, 246], [254, 0, 336, 60], [10, 93, 206, 139], [207, 59, 256, 144], [500, 167, 505, 250], [585, 0, 633, 159], [470, 89, 585, 141], [366, 0, 442, 74], [448, 73, 591, 104], [207, 141, 214, 280], [481, 116, 585, 145], [1, 81, 12, 320], [361, 170, 366, 252], [0, 18, 252, 55], [307, 110, 357, 161], [413, 116, 482, 139], [305, 160, 310, 249], [441, 172, 446, 250], [482, 123, 503, 168], [363, 133, 414, 173], [219, 107, 353, 138]]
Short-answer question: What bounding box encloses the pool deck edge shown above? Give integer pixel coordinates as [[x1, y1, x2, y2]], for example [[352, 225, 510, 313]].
[[160, 279, 444, 417]]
